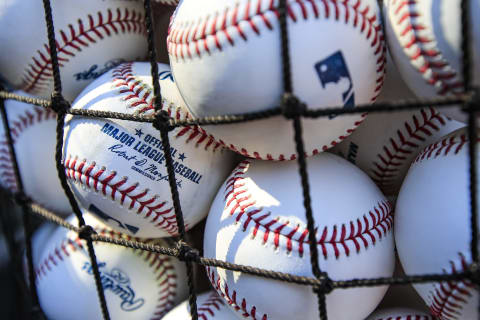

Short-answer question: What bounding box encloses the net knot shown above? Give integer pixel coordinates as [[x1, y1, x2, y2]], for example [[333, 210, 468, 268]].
[[281, 93, 306, 119], [313, 272, 333, 295], [153, 110, 174, 132], [468, 262, 480, 287], [462, 86, 480, 114], [50, 93, 70, 114], [78, 225, 97, 241], [176, 241, 199, 262], [14, 191, 32, 206]]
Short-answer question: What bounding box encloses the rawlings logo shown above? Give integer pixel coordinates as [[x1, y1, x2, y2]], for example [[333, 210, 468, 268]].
[[315, 51, 355, 119], [82, 261, 145, 312], [73, 59, 126, 81]]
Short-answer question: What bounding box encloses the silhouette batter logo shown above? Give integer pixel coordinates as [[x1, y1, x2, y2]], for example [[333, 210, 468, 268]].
[[315, 51, 354, 118]]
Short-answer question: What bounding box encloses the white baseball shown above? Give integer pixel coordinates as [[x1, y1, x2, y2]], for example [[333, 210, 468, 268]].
[[162, 291, 238, 320], [167, 0, 386, 161], [0, 0, 148, 102], [33, 213, 188, 320], [204, 153, 395, 320], [0, 91, 71, 215], [384, 0, 480, 123], [63, 62, 236, 238], [395, 127, 479, 320], [329, 106, 464, 196], [366, 308, 434, 320]]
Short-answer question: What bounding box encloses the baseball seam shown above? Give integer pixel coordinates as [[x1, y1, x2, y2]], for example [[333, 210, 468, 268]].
[[224, 159, 393, 258], [197, 292, 228, 320], [63, 155, 181, 236], [35, 227, 179, 320], [427, 253, 474, 320], [371, 107, 447, 190], [207, 265, 264, 320], [391, 0, 464, 96], [0, 107, 56, 190], [112, 62, 223, 152], [413, 132, 472, 163], [21, 8, 146, 95], [217, 112, 367, 161], [167, 0, 385, 161]]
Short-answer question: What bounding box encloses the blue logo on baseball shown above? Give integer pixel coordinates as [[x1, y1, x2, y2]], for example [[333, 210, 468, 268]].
[[315, 51, 354, 118], [82, 261, 145, 312]]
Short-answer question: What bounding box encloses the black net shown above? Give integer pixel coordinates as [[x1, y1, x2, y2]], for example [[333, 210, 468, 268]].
[[0, 0, 478, 319]]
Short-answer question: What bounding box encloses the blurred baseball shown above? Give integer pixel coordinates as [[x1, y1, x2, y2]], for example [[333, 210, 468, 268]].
[[0, 91, 71, 215], [384, 0, 480, 123], [0, 0, 148, 101], [204, 153, 395, 319], [63, 62, 236, 238], [33, 213, 188, 320], [395, 127, 479, 319], [168, 0, 386, 160], [162, 291, 238, 320]]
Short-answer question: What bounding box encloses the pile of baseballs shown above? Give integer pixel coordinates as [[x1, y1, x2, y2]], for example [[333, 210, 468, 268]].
[[0, 0, 478, 319]]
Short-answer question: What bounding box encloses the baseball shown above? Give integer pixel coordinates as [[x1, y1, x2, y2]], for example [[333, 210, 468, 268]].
[[330, 55, 464, 195], [329, 107, 464, 196], [33, 213, 188, 320], [162, 291, 238, 320], [384, 0, 480, 123], [395, 127, 478, 319], [0, 91, 71, 215], [168, 0, 386, 160], [63, 62, 236, 238], [204, 153, 395, 320], [0, 0, 148, 102], [366, 308, 434, 320]]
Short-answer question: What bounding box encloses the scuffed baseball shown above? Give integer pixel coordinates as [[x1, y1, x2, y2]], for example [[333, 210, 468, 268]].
[[162, 291, 238, 320], [33, 213, 188, 320], [204, 153, 395, 320], [63, 62, 236, 238], [0, 0, 148, 101], [396, 127, 479, 319], [0, 91, 71, 215], [168, 0, 386, 160], [384, 0, 480, 123], [366, 308, 434, 319]]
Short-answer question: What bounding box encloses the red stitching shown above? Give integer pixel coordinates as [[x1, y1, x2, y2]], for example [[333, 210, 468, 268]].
[[35, 227, 179, 320], [21, 8, 146, 95], [371, 107, 447, 190], [428, 253, 474, 320], [216, 113, 368, 161], [63, 155, 181, 236], [391, 0, 464, 96], [206, 266, 265, 320], [168, 0, 385, 161], [196, 292, 227, 320], [223, 159, 393, 258], [413, 131, 475, 164], [112, 62, 223, 152], [0, 107, 56, 191]]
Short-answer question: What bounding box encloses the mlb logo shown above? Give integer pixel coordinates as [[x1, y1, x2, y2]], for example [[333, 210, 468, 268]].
[[89, 204, 140, 235], [315, 51, 354, 118]]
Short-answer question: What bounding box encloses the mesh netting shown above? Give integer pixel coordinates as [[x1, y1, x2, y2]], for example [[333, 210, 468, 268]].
[[0, 0, 478, 319]]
